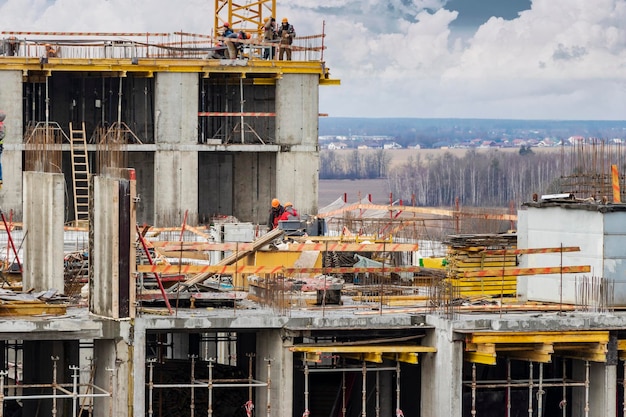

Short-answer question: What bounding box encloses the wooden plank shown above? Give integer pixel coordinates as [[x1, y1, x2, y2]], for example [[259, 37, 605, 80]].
[[463, 265, 590, 278]]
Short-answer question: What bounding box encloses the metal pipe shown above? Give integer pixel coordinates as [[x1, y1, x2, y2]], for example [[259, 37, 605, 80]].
[[306, 367, 398, 373], [375, 370, 380, 417], [304, 355, 310, 417], [361, 361, 367, 417], [52, 356, 59, 417], [147, 359, 155, 417], [584, 361, 590, 417], [562, 359, 567, 417], [0, 370, 6, 417], [537, 363, 544, 417], [342, 371, 347, 417], [208, 358, 214, 417], [190, 355, 197, 417], [395, 360, 401, 417], [528, 362, 533, 417], [266, 359, 272, 417], [471, 363, 476, 417], [71, 365, 80, 417], [506, 359, 511, 417]]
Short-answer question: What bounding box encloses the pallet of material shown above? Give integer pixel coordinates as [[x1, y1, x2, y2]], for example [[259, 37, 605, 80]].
[[0, 300, 67, 316]]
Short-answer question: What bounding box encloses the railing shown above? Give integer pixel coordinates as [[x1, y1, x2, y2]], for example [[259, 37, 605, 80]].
[[1, 31, 326, 61]]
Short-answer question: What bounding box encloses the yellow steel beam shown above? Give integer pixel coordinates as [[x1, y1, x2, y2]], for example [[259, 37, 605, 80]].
[[466, 352, 496, 365], [290, 345, 436, 354], [501, 351, 552, 363], [341, 353, 383, 363], [382, 352, 419, 365], [467, 331, 609, 345], [463, 265, 591, 278]]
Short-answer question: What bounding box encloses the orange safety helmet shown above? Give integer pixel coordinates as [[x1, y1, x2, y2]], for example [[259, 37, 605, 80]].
[[284, 202, 293, 208], [271, 198, 280, 208], [282, 18, 288, 23], [224, 22, 230, 27]]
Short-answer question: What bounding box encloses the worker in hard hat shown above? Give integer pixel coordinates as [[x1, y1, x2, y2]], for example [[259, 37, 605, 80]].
[[6, 36, 18, 56], [279, 202, 299, 221], [45, 44, 57, 57], [268, 198, 285, 230], [277, 17, 296, 61], [222, 22, 234, 37], [263, 17, 277, 59]]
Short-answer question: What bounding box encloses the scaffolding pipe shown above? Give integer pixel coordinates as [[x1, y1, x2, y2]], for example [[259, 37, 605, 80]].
[[375, 371, 380, 417], [361, 361, 367, 417], [52, 356, 59, 417], [537, 363, 544, 416], [240, 77, 245, 144], [266, 358, 272, 417], [71, 365, 80, 417], [584, 361, 590, 417], [506, 359, 511, 417], [0, 370, 6, 417], [562, 359, 567, 417], [208, 359, 214, 417], [303, 355, 310, 417], [395, 360, 402, 417], [623, 361, 626, 416], [190, 355, 197, 417], [471, 363, 476, 417], [527, 362, 533, 417], [147, 359, 156, 417], [342, 371, 347, 417]]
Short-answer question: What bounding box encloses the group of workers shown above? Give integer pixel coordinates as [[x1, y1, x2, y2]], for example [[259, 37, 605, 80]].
[[214, 17, 296, 61], [268, 198, 300, 230]]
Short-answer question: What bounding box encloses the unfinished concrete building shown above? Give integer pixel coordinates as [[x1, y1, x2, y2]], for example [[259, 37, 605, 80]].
[[3, 8, 626, 417]]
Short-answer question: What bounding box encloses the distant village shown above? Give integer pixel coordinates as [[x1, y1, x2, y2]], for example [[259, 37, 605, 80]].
[[319, 134, 625, 150]]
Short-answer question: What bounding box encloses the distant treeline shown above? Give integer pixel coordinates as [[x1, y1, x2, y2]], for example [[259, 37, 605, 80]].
[[320, 149, 391, 179], [320, 148, 567, 206]]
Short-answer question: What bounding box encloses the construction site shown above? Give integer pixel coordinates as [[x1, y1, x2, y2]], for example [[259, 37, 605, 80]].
[[1, 1, 626, 417]]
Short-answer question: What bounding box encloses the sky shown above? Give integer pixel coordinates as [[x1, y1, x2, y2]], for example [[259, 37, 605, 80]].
[[1, 0, 626, 120]]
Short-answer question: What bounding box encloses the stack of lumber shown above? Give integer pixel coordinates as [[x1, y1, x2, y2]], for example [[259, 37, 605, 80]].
[[445, 234, 518, 297]]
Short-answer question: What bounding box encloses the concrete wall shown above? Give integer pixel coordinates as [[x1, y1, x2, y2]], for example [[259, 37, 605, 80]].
[[129, 152, 155, 225], [233, 152, 276, 224], [154, 72, 199, 225], [522, 205, 626, 306], [275, 74, 320, 216], [22, 171, 65, 292], [256, 330, 293, 417], [0, 71, 23, 217], [422, 316, 464, 417]]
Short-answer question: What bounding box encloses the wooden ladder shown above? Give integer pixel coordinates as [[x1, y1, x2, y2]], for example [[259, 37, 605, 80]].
[[69, 122, 90, 226]]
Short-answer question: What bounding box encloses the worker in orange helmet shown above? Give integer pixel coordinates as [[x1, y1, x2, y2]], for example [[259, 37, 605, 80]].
[[267, 198, 284, 230], [277, 17, 296, 61], [223, 22, 234, 37], [279, 202, 299, 221]]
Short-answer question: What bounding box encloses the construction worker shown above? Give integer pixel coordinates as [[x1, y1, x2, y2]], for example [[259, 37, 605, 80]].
[[263, 17, 277, 59], [268, 198, 284, 230], [6, 36, 18, 56], [222, 22, 234, 37], [45, 44, 57, 57], [0, 110, 5, 189], [277, 17, 296, 61], [279, 202, 299, 221]]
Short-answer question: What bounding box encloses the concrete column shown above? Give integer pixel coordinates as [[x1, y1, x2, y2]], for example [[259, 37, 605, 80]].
[[90, 171, 136, 319], [275, 74, 320, 216], [22, 171, 64, 292], [421, 316, 464, 417], [571, 360, 616, 417], [0, 71, 23, 217], [93, 323, 134, 417], [154, 72, 199, 226], [256, 329, 293, 417]]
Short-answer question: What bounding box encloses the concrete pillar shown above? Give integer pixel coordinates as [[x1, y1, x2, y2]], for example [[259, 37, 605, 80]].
[[154, 72, 199, 226], [571, 360, 616, 417], [256, 329, 293, 417], [22, 171, 64, 292], [90, 171, 136, 319], [275, 74, 320, 216], [0, 71, 23, 217], [421, 316, 464, 417], [93, 324, 134, 417]]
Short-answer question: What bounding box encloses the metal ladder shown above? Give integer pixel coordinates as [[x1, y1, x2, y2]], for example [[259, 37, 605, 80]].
[[69, 122, 90, 226]]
